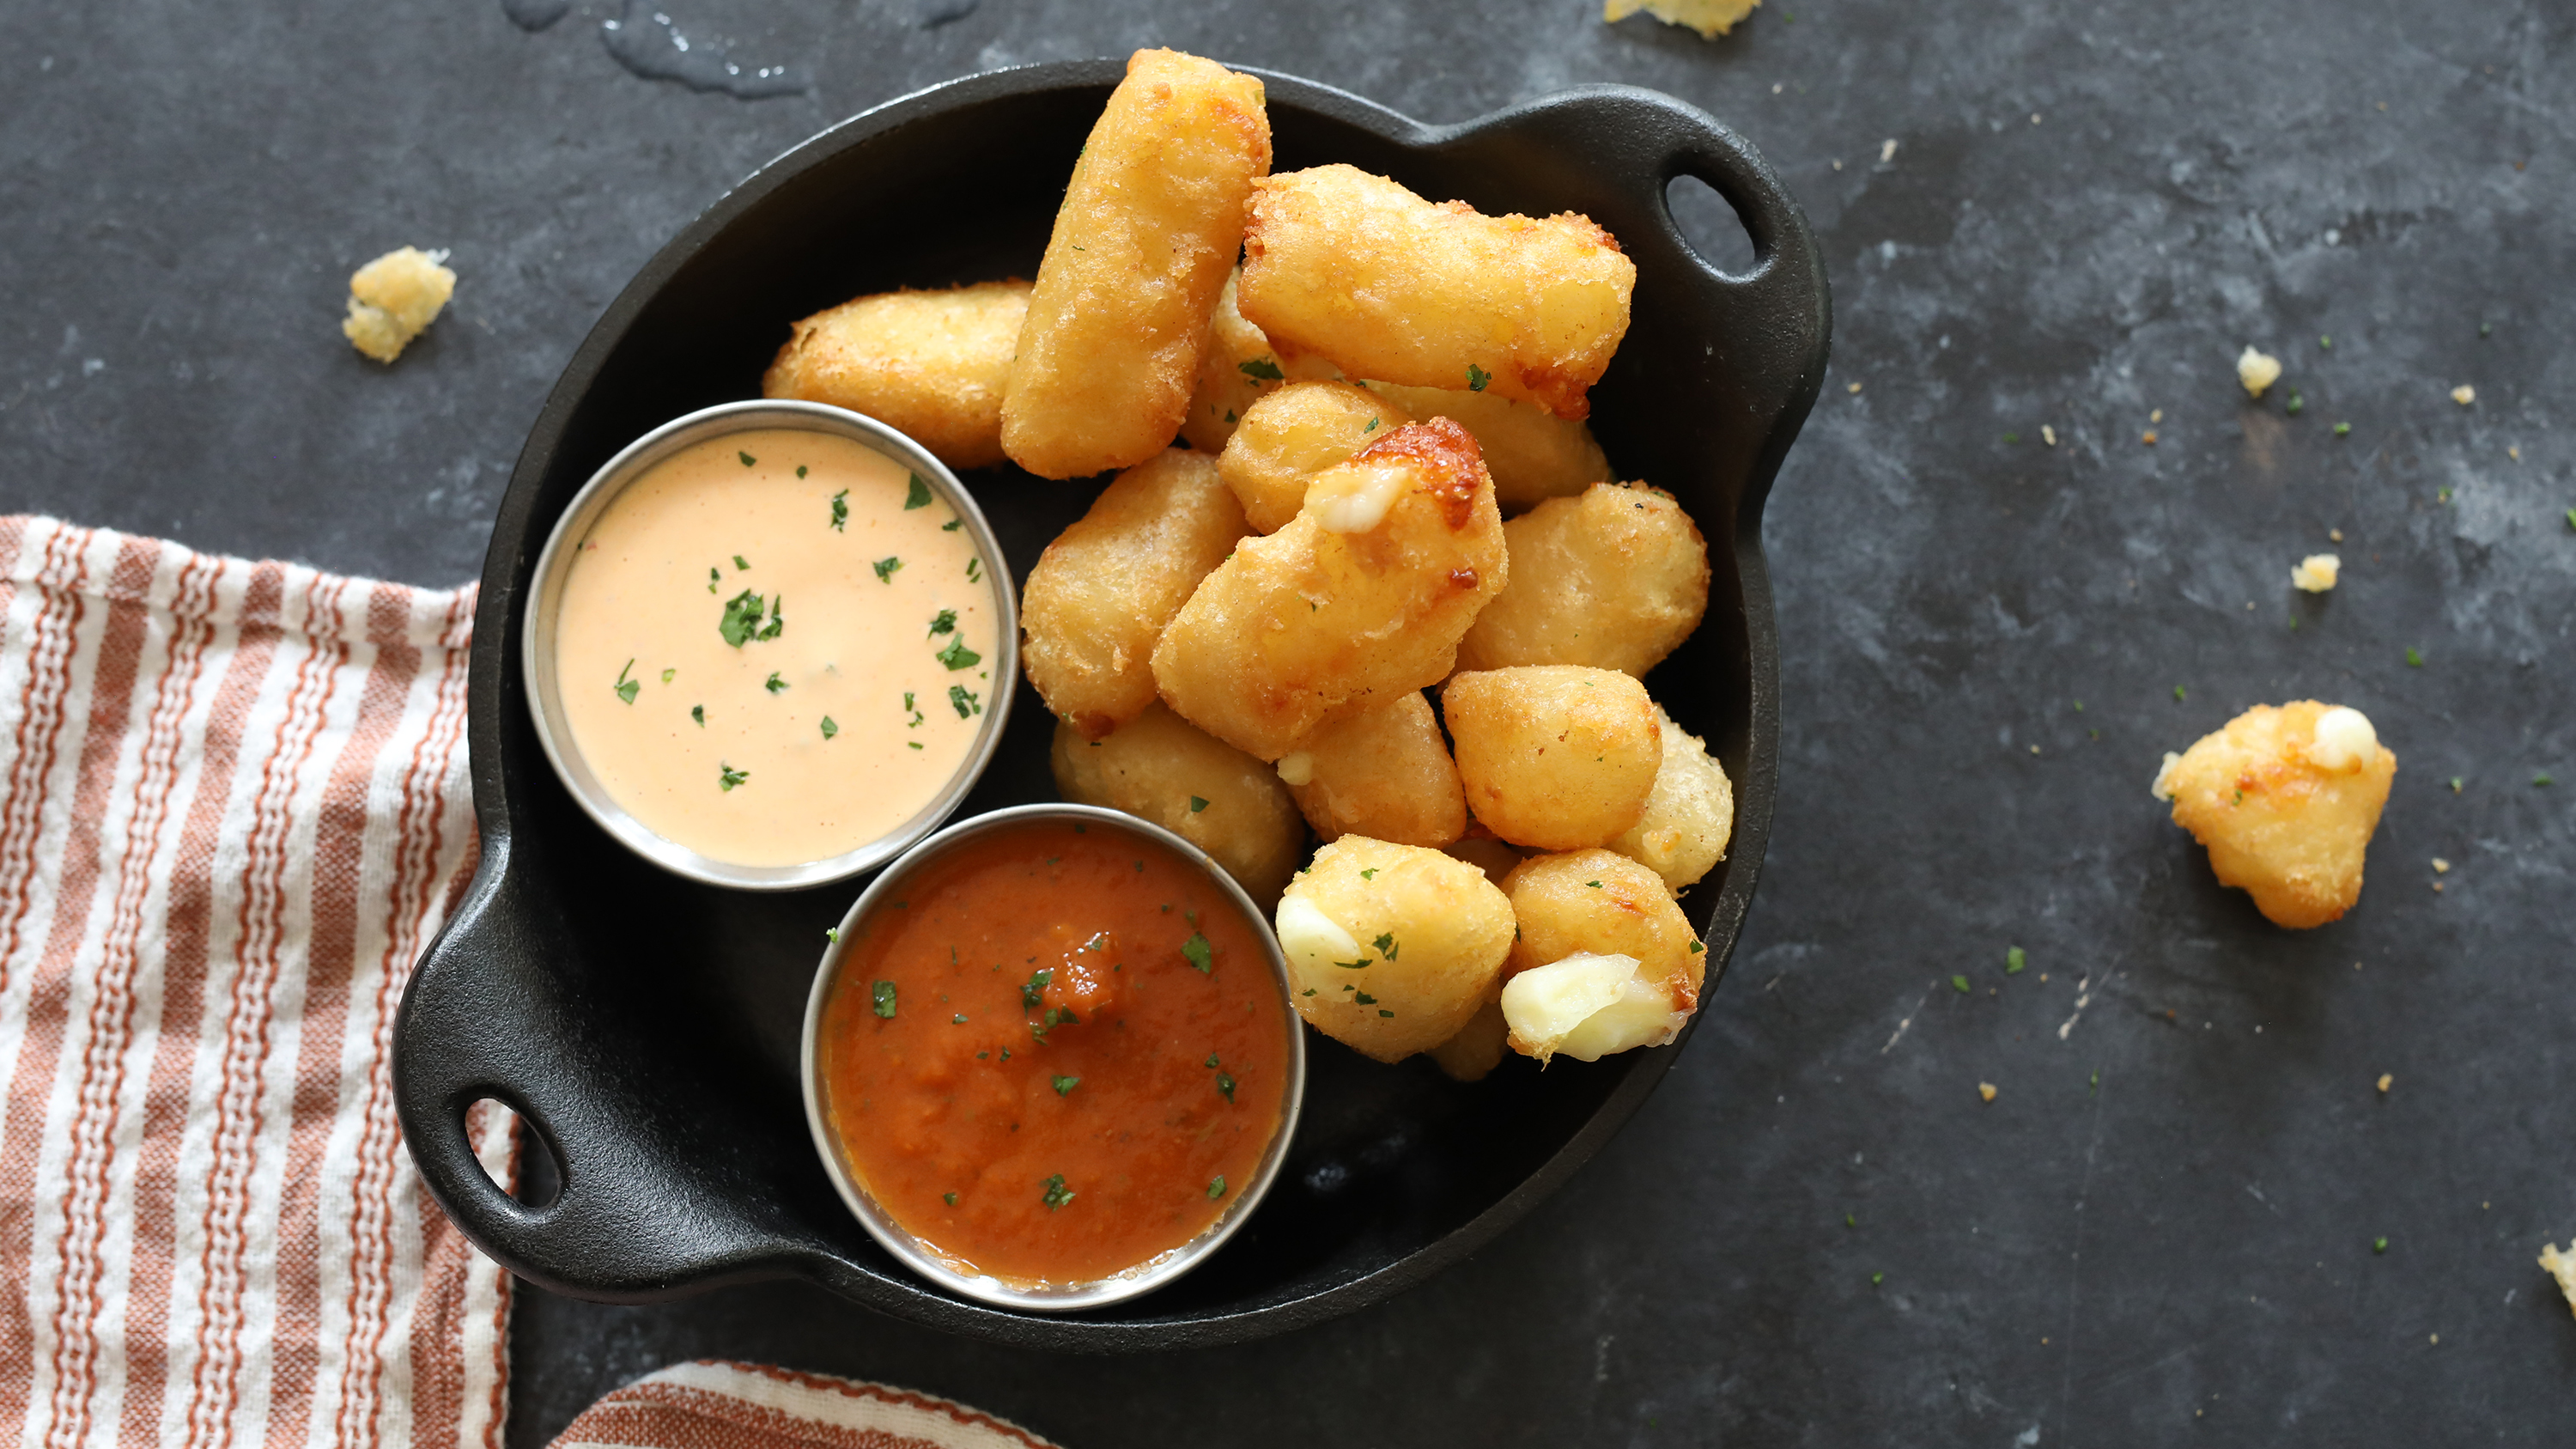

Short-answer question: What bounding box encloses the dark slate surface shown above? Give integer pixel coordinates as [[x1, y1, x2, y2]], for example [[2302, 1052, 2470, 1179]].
[[6, 0, 2571, 1442]]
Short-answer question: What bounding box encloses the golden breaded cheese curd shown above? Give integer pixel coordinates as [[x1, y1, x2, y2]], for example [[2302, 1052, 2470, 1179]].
[[1602, 0, 1759, 40], [1273, 691, 1467, 847], [1240, 164, 1635, 420], [1021, 448, 1249, 739], [1443, 666, 1661, 849], [762, 280, 1030, 472], [1152, 418, 1507, 760], [1179, 270, 1340, 454], [1359, 382, 1611, 512], [1001, 50, 1272, 478], [1609, 703, 1734, 891], [1455, 484, 1710, 676], [1272, 837, 1515, 1062], [1050, 702, 1304, 903], [1219, 381, 1416, 533], [1499, 849, 1703, 1062], [2151, 700, 2397, 928]]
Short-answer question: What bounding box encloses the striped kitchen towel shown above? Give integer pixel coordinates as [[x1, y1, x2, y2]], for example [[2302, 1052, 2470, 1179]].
[[0, 516, 510, 1449], [550, 1362, 1059, 1449]]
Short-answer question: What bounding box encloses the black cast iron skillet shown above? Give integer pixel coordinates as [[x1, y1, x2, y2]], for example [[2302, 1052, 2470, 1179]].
[[392, 58, 1830, 1352]]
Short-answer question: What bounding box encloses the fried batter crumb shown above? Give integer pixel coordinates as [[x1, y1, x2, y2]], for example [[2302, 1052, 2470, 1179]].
[[2451, 384, 2476, 406], [2292, 553, 2341, 592], [2377, 1073, 2392, 1093], [2540, 1243, 2576, 1319], [1602, 0, 1759, 37], [1978, 1082, 1997, 1103], [2238, 346, 2282, 399], [342, 247, 455, 364]]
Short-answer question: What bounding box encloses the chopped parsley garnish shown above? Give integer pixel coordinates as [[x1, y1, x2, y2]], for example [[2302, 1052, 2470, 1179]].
[[1182, 933, 1213, 973], [942, 517, 963, 532], [825, 927, 840, 943], [1363, 416, 1381, 433], [707, 566, 719, 594], [1334, 959, 1371, 971], [2334, 421, 2352, 436], [1206, 1053, 1221, 1068], [820, 715, 838, 740], [690, 704, 705, 726], [1041, 1174, 1075, 1211], [949, 685, 981, 718], [1206, 1175, 1226, 1200], [943, 1190, 957, 1206], [1301, 988, 1315, 996], [903, 691, 922, 727], [1379, 1009, 1394, 1018], [829, 489, 848, 531], [719, 590, 772, 648], [871, 980, 896, 1018], [738, 451, 756, 467], [1239, 356, 1285, 381], [797, 465, 808, 478], [2173, 685, 2187, 702], [1688, 941, 1705, 954], [1465, 362, 1492, 392], [965, 557, 982, 584], [718, 763, 748, 792], [1052, 1075, 1080, 1097], [936, 637, 981, 671], [2006, 947, 2026, 973], [1023, 970, 1052, 1008], [2374, 1237, 2388, 1254], [1353, 991, 1377, 1006], [1188, 795, 1209, 813], [764, 672, 787, 694], [1215, 1071, 1236, 1102], [1584, 880, 1602, 889], [1371, 932, 1399, 961], [1951, 975, 1971, 994], [613, 658, 640, 705], [904, 473, 933, 509], [873, 557, 903, 583], [1032, 1007, 1075, 1043], [1359, 868, 1376, 880], [2405, 647, 2424, 667], [734, 554, 750, 569], [953, 1014, 968, 1025], [927, 609, 957, 636]]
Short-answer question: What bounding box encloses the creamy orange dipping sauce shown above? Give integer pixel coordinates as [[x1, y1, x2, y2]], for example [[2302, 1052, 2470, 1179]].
[[817, 821, 1291, 1287], [553, 429, 996, 867]]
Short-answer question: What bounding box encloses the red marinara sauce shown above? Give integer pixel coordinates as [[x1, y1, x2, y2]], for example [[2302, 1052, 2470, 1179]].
[[817, 819, 1291, 1286]]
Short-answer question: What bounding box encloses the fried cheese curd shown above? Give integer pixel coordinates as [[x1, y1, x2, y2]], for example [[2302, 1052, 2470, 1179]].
[[342, 247, 454, 363], [1602, 0, 1760, 40], [1152, 418, 1507, 760], [1455, 483, 1710, 676], [1272, 691, 1467, 847], [1219, 381, 1414, 533], [1239, 164, 1636, 420], [1021, 448, 1249, 738], [1609, 703, 1734, 891], [1359, 382, 1611, 513], [1179, 269, 1340, 454], [1000, 50, 1272, 479], [1499, 849, 1704, 1064], [2151, 701, 2397, 928], [1443, 666, 1661, 850], [1273, 837, 1515, 1062], [762, 280, 1030, 472], [1050, 701, 1304, 903]]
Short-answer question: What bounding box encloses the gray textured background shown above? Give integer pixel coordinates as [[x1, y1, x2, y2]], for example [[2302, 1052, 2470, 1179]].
[[5, 0, 2573, 1443]]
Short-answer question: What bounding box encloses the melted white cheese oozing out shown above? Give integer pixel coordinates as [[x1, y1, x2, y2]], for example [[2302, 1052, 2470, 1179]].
[[2150, 751, 2183, 801], [1500, 952, 1688, 1065], [2311, 706, 2379, 771], [1306, 461, 1410, 534], [1274, 752, 1315, 788]]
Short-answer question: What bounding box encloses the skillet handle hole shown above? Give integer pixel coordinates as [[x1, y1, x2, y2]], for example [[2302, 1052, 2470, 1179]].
[[1665, 172, 1759, 279], [463, 1095, 561, 1210]]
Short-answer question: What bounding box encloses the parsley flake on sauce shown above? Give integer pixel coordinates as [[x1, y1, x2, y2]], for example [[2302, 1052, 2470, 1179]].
[[613, 658, 640, 705], [718, 763, 748, 792], [1206, 1175, 1226, 1200], [660, 667, 676, 684], [797, 465, 809, 478], [719, 590, 767, 648], [829, 489, 848, 531], [1052, 1075, 1080, 1097], [871, 980, 896, 1018], [903, 691, 923, 727], [949, 685, 981, 718], [1182, 933, 1213, 974], [1215, 1071, 1236, 1103], [1238, 356, 1285, 382], [936, 637, 981, 672], [820, 715, 838, 740], [1188, 795, 1209, 813], [927, 609, 957, 636], [943, 1190, 957, 1206], [738, 451, 756, 467], [874, 557, 903, 583], [965, 557, 982, 584], [765, 672, 787, 694], [904, 473, 934, 509], [734, 555, 750, 569], [1205, 1053, 1221, 1068], [707, 566, 720, 594], [1022, 969, 1052, 1008], [953, 1014, 969, 1025], [1466, 362, 1492, 392], [1041, 1174, 1076, 1211], [691, 704, 705, 726]]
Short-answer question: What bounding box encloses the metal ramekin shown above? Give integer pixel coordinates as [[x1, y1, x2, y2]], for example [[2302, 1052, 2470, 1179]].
[[799, 803, 1307, 1313], [520, 399, 1017, 891]]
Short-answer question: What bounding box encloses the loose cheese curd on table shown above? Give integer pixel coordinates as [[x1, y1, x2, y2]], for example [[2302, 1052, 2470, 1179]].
[[2152, 701, 2397, 928], [551, 429, 996, 868]]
